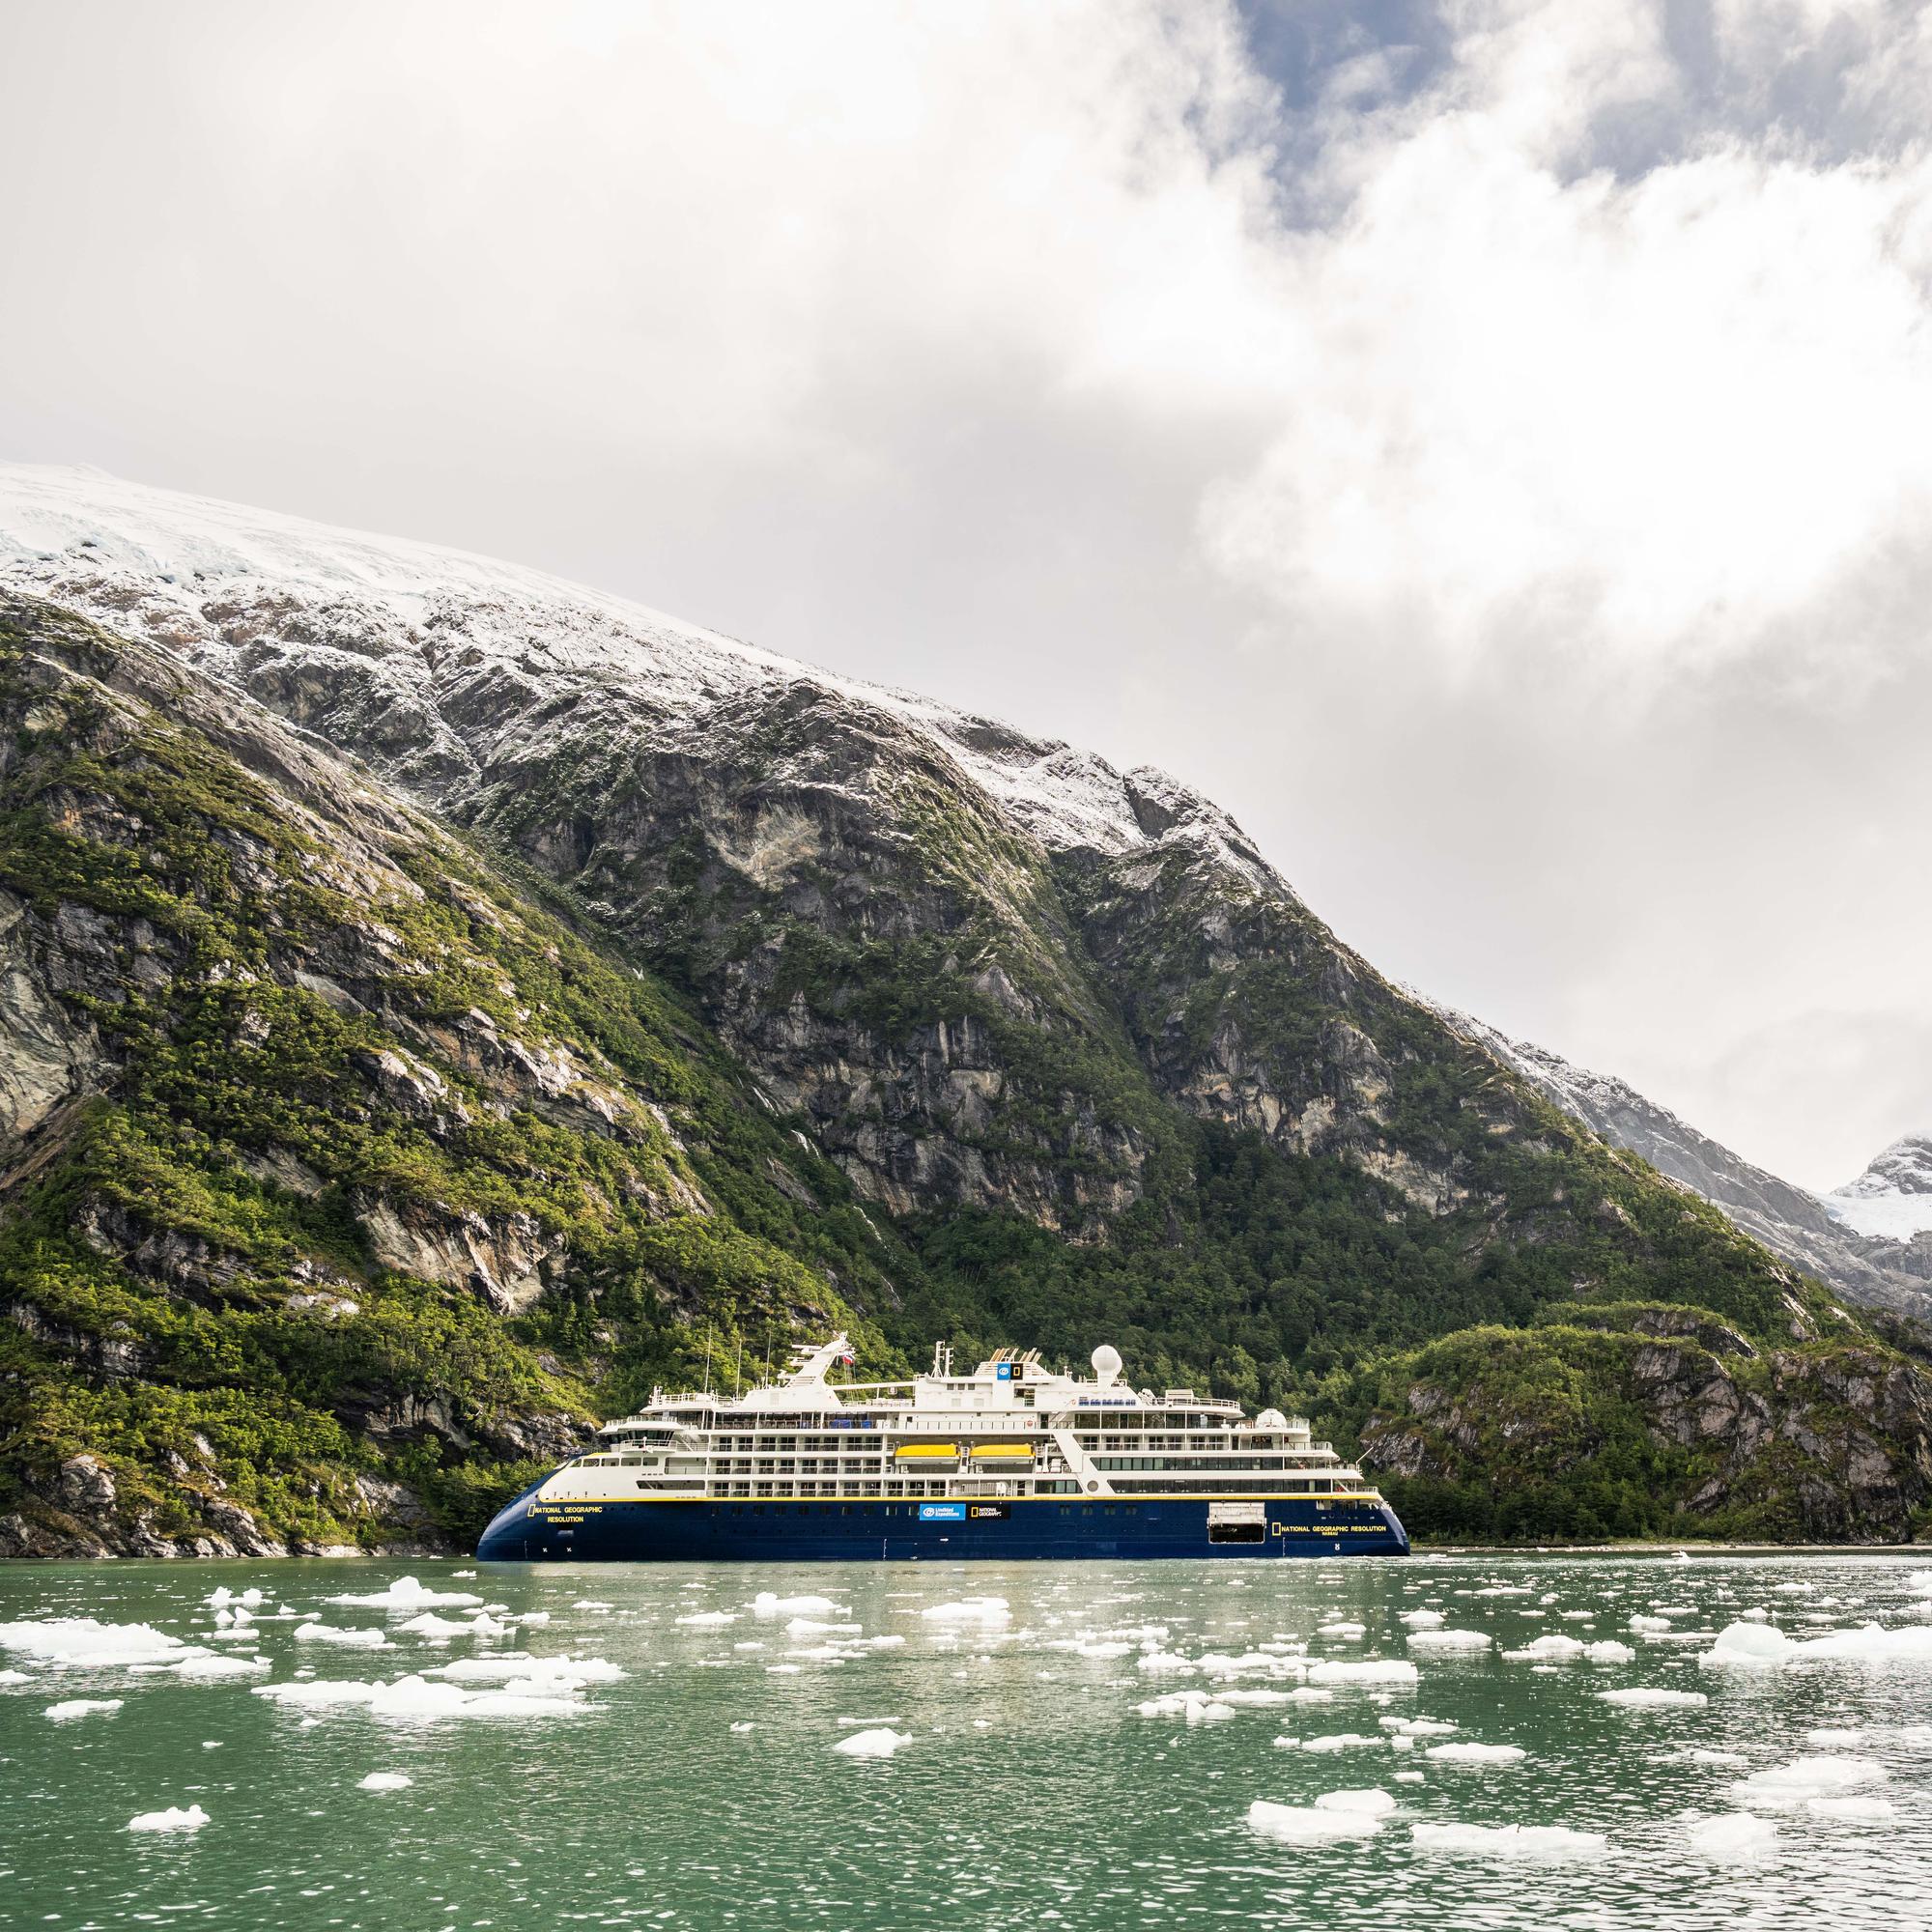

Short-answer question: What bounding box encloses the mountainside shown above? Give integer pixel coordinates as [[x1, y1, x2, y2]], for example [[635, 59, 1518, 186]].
[[3, 464, 1930, 1552], [1443, 1012, 1932, 1318]]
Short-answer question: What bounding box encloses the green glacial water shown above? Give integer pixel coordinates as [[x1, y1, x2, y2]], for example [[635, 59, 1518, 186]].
[[5, 1551, 1932, 1931]]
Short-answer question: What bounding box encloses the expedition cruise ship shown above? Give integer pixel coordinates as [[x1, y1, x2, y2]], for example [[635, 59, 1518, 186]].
[[476, 1336, 1410, 1562]]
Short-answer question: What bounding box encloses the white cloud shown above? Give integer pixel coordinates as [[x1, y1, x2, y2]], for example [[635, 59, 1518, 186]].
[[1, 0, 1929, 1184]]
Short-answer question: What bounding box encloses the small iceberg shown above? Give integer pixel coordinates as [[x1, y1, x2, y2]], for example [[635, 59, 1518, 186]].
[[832, 1727, 908, 1757], [127, 1804, 210, 1833]]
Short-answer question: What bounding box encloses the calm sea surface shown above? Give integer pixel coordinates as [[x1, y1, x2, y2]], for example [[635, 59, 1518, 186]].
[[4, 1551, 1931, 1931]]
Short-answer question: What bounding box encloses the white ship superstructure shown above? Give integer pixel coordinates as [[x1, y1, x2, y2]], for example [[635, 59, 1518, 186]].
[[540, 1337, 1384, 1525]]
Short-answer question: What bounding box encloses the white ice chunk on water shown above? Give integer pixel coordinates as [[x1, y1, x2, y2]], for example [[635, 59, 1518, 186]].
[[1598, 1688, 1709, 1708], [327, 1577, 482, 1610], [127, 1804, 210, 1833], [428, 1656, 624, 1685], [1473, 1586, 1533, 1598], [0, 1618, 197, 1668], [1316, 1788, 1396, 1816], [255, 1672, 589, 1719], [1317, 1623, 1366, 1639], [45, 1698, 123, 1720], [1300, 1733, 1384, 1751], [729, 1720, 754, 1732], [1702, 1621, 1932, 1667], [1629, 1616, 1674, 1633], [1406, 1631, 1491, 1652], [397, 1613, 479, 1638], [572, 1601, 614, 1612], [1308, 1660, 1417, 1686], [1503, 1634, 1585, 1662], [1730, 1756, 1888, 1806], [171, 1654, 269, 1680], [785, 1618, 861, 1636], [1383, 1717, 1456, 1736], [1426, 1742, 1526, 1764], [1687, 1812, 1777, 1860], [1411, 1822, 1605, 1859], [1075, 1641, 1131, 1660], [296, 1624, 390, 1648], [1805, 1795, 1897, 1820], [1582, 1641, 1635, 1663], [753, 1593, 842, 1617], [1394, 1770, 1426, 1783], [206, 1586, 266, 1609], [920, 1599, 1010, 1625], [1804, 1727, 1867, 1747], [1691, 1748, 1750, 1766], [520, 1612, 551, 1627], [0, 1668, 31, 1683], [1399, 1609, 1445, 1629], [358, 1771, 413, 1791], [832, 1727, 907, 1757], [675, 1612, 737, 1627], [1245, 1800, 1383, 1842], [1136, 1650, 1196, 1676]]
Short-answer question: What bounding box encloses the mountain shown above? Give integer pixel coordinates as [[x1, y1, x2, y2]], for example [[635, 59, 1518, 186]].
[[1442, 1012, 1932, 1319], [3, 463, 1930, 1553], [1825, 1135, 1932, 1240]]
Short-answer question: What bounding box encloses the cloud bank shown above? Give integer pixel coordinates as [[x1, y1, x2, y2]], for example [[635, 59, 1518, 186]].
[[2, 0, 1928, 1187]]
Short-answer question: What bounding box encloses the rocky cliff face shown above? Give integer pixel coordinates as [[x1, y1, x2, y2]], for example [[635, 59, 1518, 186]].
[[1825, 1134, 1932, 1243], [3, 464, 1929, 1552], [1357, 1304, 1932, 1543], [0, 595, 886, 1556]]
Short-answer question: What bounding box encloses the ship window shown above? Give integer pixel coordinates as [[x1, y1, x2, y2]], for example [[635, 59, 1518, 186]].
[[1081, 1505, 1094, 1517], [752, 1505, 764, 1516]]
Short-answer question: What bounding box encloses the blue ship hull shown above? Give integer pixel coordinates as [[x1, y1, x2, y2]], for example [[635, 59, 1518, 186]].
[[476, 1490, 1410, 1562]]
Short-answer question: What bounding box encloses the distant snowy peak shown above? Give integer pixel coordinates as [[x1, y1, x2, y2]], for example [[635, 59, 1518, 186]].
[[0, 461, 1278, 893], [1824, 1135, 1932, 1241]]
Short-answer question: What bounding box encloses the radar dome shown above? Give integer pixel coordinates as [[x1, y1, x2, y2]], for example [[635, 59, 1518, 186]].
[[1091, 1344, 1123, 1386], [1257, 1408, 1288, 1431]]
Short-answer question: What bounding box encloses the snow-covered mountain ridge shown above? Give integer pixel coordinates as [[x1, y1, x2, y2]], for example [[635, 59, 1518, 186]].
[[2, 461, 1924, 1320], [0, 463, 1271, 888]]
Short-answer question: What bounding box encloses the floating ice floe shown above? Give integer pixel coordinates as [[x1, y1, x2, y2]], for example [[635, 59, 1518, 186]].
[[0, 1618, 201, 1669], [427, 1655, 624, 1686], [1629, 1615, 1674, 1633], [1394, 1770, 1426, 1784], [1686, 1812, 1776, 1860], [1502, 1634, 1585, 1662], [1381, 1717, 1456, 1736], [1806, 1795, 1896, 1820], [1410, 1822, 1604, 1859], [1597, 1688, 1709, 1709], [729, 1719, 754, 1732], [675, 1611, 737, 1628], [295, 1624, 391, 1649], [1426, 1742, 1526, 1764], [45, 1698, 123, 1721], [1297, 1732, 1384, 1752], [1406, 1631, 1491, 1653], [1399, 1609, 1446, 1629], [1702, 1621, 1932, 1668], [753, 1593, 842, 1617], [1136, 1650, 1196, 1676], [170, 1653, 269, 1680], [255, 1672, 591, 1720], [1582, 1640, 1635, 1663], [358, 1771, 413, 1791], [920, 1598, 1010, 1626], [1244, 1800, 1383, 1842], [1691, 1748, 1749, 1767], [1316, 1788, 1396, 1816], [127, 1804, 210, 1833], [1804, 1727, 1866, 1747], [206, 1587, 266, 1610], [1135, 1690, 1235, 1722], [1317, 1623, 1366, 1640], [327, 1577, 483, 1611], [832, 1727, 908, 1758], [1308, 1660, 1417, 1686], [1730, 1756, 1888, 1806], [0, 1668, 30, 1684]]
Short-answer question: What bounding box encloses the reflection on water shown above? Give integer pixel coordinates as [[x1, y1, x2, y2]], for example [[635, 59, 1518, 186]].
[[4, 1551, 1931, 1930]]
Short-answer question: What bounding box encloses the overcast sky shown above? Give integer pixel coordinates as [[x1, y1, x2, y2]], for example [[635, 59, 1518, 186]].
[[4, 0, 1930, 1192]]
